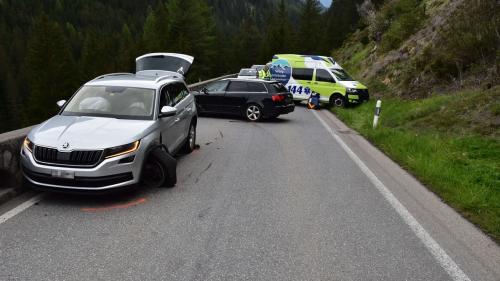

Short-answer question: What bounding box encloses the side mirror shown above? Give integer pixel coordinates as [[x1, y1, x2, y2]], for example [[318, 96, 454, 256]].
[[202, 88, 209, 95], [159, 106, 177, 118], [56, 100, 66, 108]]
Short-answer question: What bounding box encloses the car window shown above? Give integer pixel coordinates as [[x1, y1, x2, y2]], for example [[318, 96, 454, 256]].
[[166, 83, 185, 106], [178, 84, 190, 100], [160, 86, 171, 107], [206, 80, 229, 92], [227, 81, 247, 92], [292, 68, 314, 81], [247, 82, 267, 92], [316, 69, 336, 83]]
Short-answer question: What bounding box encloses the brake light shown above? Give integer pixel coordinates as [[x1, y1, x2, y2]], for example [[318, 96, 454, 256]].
[[272, 95, 286, 102]]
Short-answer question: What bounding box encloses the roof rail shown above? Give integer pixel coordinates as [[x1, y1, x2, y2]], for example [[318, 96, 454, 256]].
[[155, 74, 181, 83], [92, 73, 134, 81]]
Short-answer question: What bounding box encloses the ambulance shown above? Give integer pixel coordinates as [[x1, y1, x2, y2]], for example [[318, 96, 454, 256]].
[[270, 54, 369, 107]]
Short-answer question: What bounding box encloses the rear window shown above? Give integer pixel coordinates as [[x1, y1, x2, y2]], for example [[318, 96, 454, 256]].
[[292, 68, 314, 81], [266, 83, 287, 93]]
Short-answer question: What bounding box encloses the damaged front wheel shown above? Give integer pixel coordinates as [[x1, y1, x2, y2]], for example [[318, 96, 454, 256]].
[[141, 146, 177, 188]]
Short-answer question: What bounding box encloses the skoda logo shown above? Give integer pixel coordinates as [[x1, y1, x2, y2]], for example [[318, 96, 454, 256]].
[[62, 142, 70, 149]]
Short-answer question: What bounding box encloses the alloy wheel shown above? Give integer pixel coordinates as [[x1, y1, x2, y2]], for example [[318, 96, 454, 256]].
[[246, 105, 261, 121]]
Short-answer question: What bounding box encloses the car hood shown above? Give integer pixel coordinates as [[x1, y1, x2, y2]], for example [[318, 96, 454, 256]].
[[337, 81, 367, 89], [29, 115, 156, 150]]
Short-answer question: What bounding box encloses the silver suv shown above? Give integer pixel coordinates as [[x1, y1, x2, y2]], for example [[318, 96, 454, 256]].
[[21, 53, 197, 192]]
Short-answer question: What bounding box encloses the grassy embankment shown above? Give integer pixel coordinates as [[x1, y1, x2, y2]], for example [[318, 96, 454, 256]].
[[330, 88, 500, 241]]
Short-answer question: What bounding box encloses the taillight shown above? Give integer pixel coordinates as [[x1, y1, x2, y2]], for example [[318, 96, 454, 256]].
[[272, 95, 286, 102]]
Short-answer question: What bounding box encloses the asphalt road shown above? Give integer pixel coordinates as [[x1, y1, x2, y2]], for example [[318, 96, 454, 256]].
[[0, 106, 498, 281]]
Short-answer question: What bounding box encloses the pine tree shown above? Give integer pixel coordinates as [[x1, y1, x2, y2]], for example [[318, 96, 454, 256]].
[[325, 0, 364, 49], [260, 0, 296, 61], [232, 14, 262, 70], [297, 0, 324, 54], [80, 31, 116, 81], [25, 14, 77, 125], [142, 3, 169, 52], [165, 0, 216, 81], [117, 23, 136, 72]]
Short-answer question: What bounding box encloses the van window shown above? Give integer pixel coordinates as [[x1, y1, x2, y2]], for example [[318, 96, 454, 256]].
[[292, 68, 314, 81], [330, 68, 354, 81], [316, 69, 336, 83]]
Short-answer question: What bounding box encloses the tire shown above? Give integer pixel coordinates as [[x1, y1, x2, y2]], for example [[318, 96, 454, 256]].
[[245, 104, 263, 122], [181, 121, 196, 154], [329, 94, 347, 108], [141, 147, 176, 188]]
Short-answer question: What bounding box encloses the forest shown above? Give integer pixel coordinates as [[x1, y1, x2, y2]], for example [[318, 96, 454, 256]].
[[0, 0, 376, 133]]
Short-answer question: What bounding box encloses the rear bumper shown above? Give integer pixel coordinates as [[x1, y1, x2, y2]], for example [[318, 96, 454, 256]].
[[266, 103, 295, 116]]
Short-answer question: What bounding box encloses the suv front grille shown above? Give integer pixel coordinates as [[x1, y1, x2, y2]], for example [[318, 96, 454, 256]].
[[34, 146, 103, 167]]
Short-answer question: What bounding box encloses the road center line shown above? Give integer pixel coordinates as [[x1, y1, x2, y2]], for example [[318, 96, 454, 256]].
[[312, 110, 471, 281], [0, 194, 44, 225]]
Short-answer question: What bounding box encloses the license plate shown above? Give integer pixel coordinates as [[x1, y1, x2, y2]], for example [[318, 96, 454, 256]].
[[51, 170, 75, 179]]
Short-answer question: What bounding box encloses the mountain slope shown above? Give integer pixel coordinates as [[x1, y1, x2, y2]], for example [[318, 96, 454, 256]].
[[333, 0, 499, 97]]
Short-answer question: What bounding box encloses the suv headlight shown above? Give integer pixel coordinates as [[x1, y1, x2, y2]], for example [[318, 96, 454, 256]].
[[104, 140, 140, 159], [346, 88, 357, 94], [23, 137, 34, 153]]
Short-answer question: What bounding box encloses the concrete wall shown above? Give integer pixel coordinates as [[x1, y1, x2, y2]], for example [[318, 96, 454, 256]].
[[0, 74, 235, 191]]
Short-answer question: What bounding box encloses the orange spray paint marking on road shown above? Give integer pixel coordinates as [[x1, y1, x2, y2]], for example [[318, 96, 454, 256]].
[[81, 198, 147, 213]]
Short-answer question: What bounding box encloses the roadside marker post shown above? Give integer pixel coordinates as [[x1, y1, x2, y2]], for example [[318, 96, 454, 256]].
[[373, 100, 382, 128]]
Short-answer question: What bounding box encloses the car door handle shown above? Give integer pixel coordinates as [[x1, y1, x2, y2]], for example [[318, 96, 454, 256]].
[[186, 107, 192, 112], [174, 118, 181, 123]]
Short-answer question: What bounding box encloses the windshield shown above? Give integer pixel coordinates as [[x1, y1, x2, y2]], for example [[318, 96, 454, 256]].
[[61, 86, 156, 120], [239, 69, 257, 76], [330, 68, 354, 81]]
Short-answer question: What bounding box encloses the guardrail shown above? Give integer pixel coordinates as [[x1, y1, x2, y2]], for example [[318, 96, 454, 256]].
[[0, 74, 236, 191]]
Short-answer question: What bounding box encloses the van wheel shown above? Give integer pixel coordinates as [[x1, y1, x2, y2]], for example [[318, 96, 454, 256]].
[[330, 94, 347, 108], [181, 121, 196, 154], [245, 104, 263, 122]]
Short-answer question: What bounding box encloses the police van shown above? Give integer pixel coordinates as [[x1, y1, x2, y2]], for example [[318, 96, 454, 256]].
[[270, 54, 369, 107]]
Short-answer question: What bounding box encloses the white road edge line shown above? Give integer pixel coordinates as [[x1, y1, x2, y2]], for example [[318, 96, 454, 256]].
[[312, 110, 471, 281], [0, 194, 44, 225]]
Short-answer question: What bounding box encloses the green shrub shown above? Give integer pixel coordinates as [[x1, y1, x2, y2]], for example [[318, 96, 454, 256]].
[[379, 0, 426, 52], [419, 0, 499, 80]]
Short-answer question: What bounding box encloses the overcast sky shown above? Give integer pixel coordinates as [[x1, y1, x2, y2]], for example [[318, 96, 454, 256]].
[[320, 0, 332, 7]]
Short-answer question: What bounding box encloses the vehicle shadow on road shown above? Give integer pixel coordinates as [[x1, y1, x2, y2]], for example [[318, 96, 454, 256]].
[[200, 113, 292, 124]]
